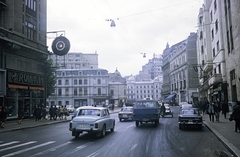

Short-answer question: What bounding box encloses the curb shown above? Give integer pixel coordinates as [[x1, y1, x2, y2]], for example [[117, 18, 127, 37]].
[[204, 121, 240, 157]]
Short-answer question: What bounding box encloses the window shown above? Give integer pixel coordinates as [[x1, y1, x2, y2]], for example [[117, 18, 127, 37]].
[[58, 80, 62, 85], [79, 79, 82, 85], [200, 31, 203, 39], [211, 29, 214, 40], [98, 88, 101, 95], [25, 21, 36, 40], [218, 64, 221, 73], [210, 11, 213, 22], [74, 88, 77, 96], [84, 79, 87, 85], [230, 26, 234, 50], [216, 41, 220, 52], [26, 0, 36, 11], [110, 89, 114, 96], [214, 0, 217, 11], [65, 88, 69, 96], [65, 80, 69, 85], [84, 87, 88, 95], [215, 20, 218, 32], [230, 69, 235, 81], [79, 88, 83, 96], [74, 79, 77, 85], [97, 79, 101, 84], [213, 48, 216, 57], [201, 45, 204, 53], [58, 89, 62, 96]]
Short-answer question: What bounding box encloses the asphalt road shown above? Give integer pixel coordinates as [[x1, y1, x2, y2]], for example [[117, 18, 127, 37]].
[[0, 108, 233, 157]]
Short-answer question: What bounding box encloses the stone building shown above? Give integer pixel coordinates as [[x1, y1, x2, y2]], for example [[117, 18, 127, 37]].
[[162, 33, 199, 105], [0, 0, 48, 118], [196, 0, 240, 103], [108, 69, 127, 107], [47, 68, 109, 108]]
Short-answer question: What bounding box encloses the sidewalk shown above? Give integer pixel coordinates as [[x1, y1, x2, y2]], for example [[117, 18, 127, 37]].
[[203, 113, 240, 157], [0, 107, 121, 134]]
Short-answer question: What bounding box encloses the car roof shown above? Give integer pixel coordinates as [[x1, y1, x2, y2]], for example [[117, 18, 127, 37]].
[[122, 106, 133, 108], [76, 106, 106, 110]]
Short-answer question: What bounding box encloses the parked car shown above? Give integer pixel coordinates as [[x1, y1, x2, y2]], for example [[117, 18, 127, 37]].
[[162, 104, 173, 117], [178, 108, 203, 130], [179, 102, 189, 108], [181, 104, 193, 109], [118, 106, 133, 121], [133, 100, 161, 127], [69, 106, 115, 138]]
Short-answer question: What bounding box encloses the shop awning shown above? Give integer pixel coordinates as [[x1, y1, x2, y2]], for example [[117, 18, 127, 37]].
[[166, 94, 176, 99]]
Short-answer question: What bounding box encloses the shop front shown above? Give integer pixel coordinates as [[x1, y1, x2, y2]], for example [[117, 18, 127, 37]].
[[6, 70, 45, 119]]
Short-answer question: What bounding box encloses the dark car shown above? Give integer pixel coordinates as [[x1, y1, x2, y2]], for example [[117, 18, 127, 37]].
[[118, 107, 133, 122], [163, 104, 173, 117], [133, 100, 160, 127], [178, 108, 203, 130]]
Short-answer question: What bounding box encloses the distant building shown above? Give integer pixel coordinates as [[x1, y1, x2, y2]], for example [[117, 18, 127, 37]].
[[49, 52, 98, 69], [47, 68, 109, 107], [162, 33, 199, 105], [126, 75, 162, 103], [108, 69, 127, 107]]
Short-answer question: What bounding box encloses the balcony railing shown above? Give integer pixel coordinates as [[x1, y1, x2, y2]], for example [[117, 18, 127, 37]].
[[202, 62, 213, 73], [208, 74, 222, 85]]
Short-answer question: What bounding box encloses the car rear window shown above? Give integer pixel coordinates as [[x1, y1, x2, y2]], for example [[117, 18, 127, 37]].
[[121, 108, 133, 112], [134, 101, 156, 109], [78, 109, 101, 116]]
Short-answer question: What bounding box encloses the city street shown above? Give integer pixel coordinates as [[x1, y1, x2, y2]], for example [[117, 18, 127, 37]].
[[0, 107, 233, 157]]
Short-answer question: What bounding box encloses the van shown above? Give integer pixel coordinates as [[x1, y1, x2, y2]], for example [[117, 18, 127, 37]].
[[133, 100, 160, 127]]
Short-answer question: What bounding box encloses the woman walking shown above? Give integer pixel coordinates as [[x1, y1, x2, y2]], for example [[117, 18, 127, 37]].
[[206, 102, 215, 122], [17, 107, 23, 124]]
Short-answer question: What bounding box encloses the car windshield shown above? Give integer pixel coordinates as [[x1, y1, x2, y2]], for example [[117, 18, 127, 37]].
[[78, 109, 101, 116], [121, 108, 133, 112], [181, 109, 197, 115]]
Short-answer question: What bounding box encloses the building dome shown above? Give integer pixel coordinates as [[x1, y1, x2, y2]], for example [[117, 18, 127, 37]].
[[128, 75, 135, 81], [114, 68, 121, 76]]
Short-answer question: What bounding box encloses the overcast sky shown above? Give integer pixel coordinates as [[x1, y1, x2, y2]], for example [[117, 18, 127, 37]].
[[47, 0, 203, 77]]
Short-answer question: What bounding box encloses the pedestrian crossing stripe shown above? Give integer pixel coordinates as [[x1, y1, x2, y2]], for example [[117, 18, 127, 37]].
[[0, 141, 37, 152], [2, 141, 55, 157], [0, 141, 20, 147]]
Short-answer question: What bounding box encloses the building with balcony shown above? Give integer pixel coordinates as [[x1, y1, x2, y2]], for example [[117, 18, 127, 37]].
[[196, 0, 239, 103], [0, 0, 48, 118], [162, 33, 199, 105]]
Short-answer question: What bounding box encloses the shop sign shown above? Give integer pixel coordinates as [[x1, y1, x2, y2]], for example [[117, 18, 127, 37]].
[[8, 70, 44, 87]]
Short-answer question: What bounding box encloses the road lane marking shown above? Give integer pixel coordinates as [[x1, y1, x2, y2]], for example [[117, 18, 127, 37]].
[[86, 143, 114, 157], [0, 141, 37, 152], [29, 141, 72, 157], [2, 141, 55, 157], [128, 144, 138, 153], [0, 141, 20, 147], [58, 142, 93, 157]]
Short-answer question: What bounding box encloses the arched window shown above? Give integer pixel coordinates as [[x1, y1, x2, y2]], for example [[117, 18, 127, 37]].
[[97, 79, 101, 84]]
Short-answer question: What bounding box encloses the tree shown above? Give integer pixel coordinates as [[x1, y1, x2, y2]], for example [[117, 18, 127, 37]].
[[45, 58, 58, 98]]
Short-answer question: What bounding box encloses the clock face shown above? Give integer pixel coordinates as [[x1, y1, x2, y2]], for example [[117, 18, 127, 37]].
[[52, 36, 70, 56]]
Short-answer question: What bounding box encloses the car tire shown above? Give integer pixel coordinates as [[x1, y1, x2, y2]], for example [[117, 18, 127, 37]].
[[74, 132, 80, 138], [110, 122, 115, 132], [179, 124, 183, 130], [100, 125, 106, 137], [135, 121, 139, 127], [119, 118, 122, 122], [154, 120, 158, 126]]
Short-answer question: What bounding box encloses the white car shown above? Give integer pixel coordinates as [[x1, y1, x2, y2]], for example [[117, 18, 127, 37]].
[[69, 106, 115, 138]]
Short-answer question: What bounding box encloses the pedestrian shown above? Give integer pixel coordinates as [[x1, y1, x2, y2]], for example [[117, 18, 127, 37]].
[[63, 105, 68, 120], [160, 103, 166, 117], [215, 100, 221, 122], [230, 101, 240, 133], [17, 107, 24, 124], [206, 101, 215, 122], [34, 105, 41, 121], [49, 106, 54, 120], [59, 106, 64, 120], [53, 106, 57, 120], [0, 106, 7, 128], [41, 107, 47, 121], [221, 101, 229, 119]]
